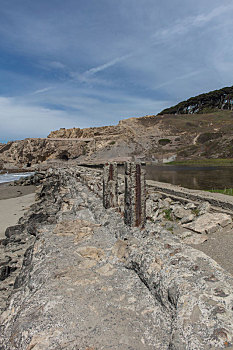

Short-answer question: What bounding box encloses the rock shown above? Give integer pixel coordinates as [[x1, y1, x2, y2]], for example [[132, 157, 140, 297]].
[[163, 197, 172, 208], [182, 233, 208, 244], [126, 232, 233, 350], [0, 265, 11, 281], [197, 201, 211, 215], [185, 202, 196, 210], [5, 225, 24, 238], [149, 193, 162, 202], [0, 257, 11, 267], [172, 205, 188, 219], [146, 199, 158, 217], [76, 246, 105, 261], [215, 213, 233, 227], [180, 213, 195, 224], [183, 213, 232, 234], [151, 209, 160, 222], [158, 199, 165, 209]]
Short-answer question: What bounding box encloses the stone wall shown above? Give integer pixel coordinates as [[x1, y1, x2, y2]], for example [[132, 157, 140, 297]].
[[0, 166, 233, 349]]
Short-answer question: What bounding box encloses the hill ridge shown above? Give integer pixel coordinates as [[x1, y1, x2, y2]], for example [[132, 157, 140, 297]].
[[159, 85, 233, 115]]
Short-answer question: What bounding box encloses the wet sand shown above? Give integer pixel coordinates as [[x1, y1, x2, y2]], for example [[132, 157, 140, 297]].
[[0, 183, 36, 239]]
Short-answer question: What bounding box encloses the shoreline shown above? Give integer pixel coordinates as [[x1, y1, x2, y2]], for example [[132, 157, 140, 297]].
[[0, 182, 36, 200], [0, 183, 36, 239]]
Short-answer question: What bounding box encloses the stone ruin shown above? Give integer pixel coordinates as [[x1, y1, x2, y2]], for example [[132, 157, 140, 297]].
[[103, 162, 146, 228]]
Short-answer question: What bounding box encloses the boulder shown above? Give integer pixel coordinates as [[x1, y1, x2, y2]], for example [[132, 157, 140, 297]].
[[197, 201, 211, 215], [172, 205, 189, 220], [180, 213, 195, 224], [183, 212, 232, 234]]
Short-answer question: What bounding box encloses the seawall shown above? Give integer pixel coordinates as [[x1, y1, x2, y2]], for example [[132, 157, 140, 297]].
[[0, 166, 233, 349]]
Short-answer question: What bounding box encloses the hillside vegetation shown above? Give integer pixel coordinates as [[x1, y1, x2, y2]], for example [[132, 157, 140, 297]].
[[159, 86, 233, 114]]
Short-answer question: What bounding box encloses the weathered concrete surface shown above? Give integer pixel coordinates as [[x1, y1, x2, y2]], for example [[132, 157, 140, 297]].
[[126, 231, 233, 349], [103, 162, 118, 208], [0, 167, 233, 349], [124, 162, 146, 228], [0, 169, 170, 349]]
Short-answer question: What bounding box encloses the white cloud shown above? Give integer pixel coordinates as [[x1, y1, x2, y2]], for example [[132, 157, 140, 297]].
[[31, 87, 53, 95], [83, 54, 132, 76], [0, 97, 76, 140], [1, 0, 233, 142], [0, 90, 170, 141], [48, 61, 66, 69], [152, 3, 233, 42]]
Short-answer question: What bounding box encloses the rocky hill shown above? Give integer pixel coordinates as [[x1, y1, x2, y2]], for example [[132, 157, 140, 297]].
[[0, 108, 233, 170], [159, 86, 233, 115]]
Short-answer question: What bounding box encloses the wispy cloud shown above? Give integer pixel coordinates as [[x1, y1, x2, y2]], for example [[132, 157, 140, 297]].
[[83, 54, 132, 76], [48, 61, 66, 70], [153, 3, 233, 42], [31, 87, 53, 95], [0, 97, 74, 141], [153, 70, 203, 90]]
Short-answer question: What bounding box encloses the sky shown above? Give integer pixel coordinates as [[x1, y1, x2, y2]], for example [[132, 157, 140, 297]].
[[1, 0, 233, 141]]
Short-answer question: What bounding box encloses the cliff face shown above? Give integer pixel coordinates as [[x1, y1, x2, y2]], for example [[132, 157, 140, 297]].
[[159, 86, 233, 115], [0, 111, 233, 169], [0, 138, 89, 169]]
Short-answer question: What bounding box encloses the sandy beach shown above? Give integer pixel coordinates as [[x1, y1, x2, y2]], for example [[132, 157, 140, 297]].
[[0, 183, 36, 239]]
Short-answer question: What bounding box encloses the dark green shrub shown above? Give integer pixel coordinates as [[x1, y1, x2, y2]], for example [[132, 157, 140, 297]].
[[158, 138, 171, 146], [197, 133, 222, 144]]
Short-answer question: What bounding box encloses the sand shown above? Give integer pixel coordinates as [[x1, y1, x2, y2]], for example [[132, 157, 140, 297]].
[[0, 183, 36, 239]]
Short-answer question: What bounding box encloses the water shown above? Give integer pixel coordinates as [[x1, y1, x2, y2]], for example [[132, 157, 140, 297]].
[[118, 165, 233, 190], [145, 165, 233, 190], [0, 171, 34, 184]]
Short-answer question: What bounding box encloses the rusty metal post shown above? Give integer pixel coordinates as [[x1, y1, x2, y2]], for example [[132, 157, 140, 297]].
[[124, 162, 146, 228], [103, 162, 118, 209], [124, 162, 132, 226]]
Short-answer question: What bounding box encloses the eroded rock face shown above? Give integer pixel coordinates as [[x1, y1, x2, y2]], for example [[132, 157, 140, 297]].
[[0, 166, 233, 349], [0, 138, 88, 168], [1, 110, 233, 169]]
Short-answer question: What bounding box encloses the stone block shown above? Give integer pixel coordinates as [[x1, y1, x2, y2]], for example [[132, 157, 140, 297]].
[[103, 162, 118, 209], [183, 212, 232, 234], [124, 162, 146, 228]]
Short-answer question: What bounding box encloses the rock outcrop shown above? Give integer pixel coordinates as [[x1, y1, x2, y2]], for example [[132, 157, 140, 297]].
[[0, 166, 233, 349], [0, 110, 233, 169]]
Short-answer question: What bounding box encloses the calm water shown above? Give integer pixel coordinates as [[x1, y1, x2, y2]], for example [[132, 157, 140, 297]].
[[145, 165, 233, 190], [119, 165, 233, 190]]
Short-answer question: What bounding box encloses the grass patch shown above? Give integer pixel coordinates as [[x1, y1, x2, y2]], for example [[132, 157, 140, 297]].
[[163, 209, 173, 221], [192, 208, 200, 216], [206, 188, 233, 196], [167, 227, 174, 233], [167, 158, 233, 166]]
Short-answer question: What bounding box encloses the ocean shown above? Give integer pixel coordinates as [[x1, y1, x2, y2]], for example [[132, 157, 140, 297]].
[[0, 172, 34, 184]]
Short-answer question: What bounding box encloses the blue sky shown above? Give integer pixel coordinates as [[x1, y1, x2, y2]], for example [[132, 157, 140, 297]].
[[1, 0, 233, 141]]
